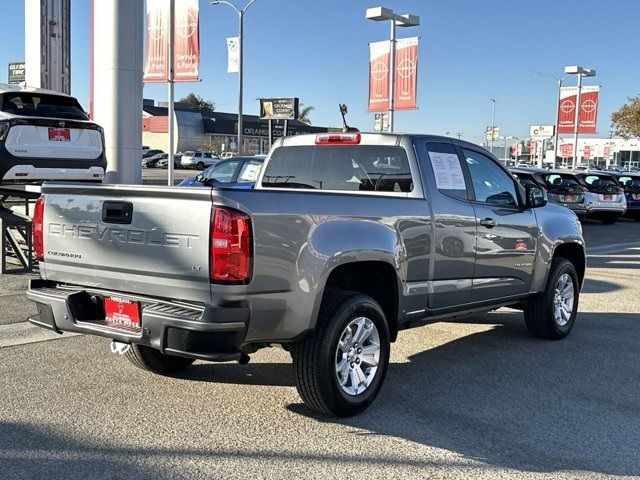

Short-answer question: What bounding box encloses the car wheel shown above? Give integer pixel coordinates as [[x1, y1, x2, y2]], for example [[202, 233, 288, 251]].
[[125, 344, 195, 375], [196, 162, 205, 170], [523, 258, 579, 340], [601, 213, 618, 224], [291, 292, 390, 417]]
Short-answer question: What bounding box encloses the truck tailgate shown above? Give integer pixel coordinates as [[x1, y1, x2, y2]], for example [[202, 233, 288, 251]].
[[39, 183, 213, 303]]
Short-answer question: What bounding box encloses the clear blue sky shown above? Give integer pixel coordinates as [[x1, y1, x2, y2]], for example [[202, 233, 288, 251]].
[[2, 0, 639, 145]]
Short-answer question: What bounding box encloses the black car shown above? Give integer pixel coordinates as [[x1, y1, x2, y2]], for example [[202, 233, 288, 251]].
[[179, 156, 265, 187], [613, 172, 640, 220], [142, 152, 167, 168]]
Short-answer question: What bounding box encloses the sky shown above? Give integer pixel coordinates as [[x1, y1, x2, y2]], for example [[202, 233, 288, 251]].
[[1, 0, 639, 145]]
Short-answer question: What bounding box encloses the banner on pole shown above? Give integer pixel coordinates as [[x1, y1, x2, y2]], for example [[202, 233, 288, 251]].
[[557, 85, 599, 134], [174, 0, 199, 82], [227, 37, 240, 73], [394, 37, 418, 110], [143, 0, 169, 82], [560, 143, 573, 157], [368, 40, 390, 112], [144, 0, 199, 83]]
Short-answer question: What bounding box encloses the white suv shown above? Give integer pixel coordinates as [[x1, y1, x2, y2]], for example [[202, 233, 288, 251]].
[[180, 151, 220, 170], [0, 84, 105, 184]]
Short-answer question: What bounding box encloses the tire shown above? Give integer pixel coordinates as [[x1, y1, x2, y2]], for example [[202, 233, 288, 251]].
[[125, 344, 195, 375], [291, 292, 391, 417], [196, 161, 205, 170], [601, 213, 618, 224], [524, 258, 579, 340]]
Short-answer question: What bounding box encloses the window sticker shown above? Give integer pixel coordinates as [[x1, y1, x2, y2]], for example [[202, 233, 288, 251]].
[[428, 151, 466, 190]]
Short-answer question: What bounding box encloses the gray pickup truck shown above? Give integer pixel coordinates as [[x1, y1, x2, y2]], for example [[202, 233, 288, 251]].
[[27, 132, 586, 417]]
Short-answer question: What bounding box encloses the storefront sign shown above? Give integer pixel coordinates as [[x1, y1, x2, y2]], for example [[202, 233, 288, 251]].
[[8, 62, 25, 84], [259, 98, 299, 120]]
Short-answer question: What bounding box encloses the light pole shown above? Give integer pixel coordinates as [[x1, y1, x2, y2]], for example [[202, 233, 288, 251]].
[[536, 72, 569, 167], [365, 7, 420, 133], [564, 65, 596, 169], [211, 0, 257, 155], [489, 98, 496, 154]]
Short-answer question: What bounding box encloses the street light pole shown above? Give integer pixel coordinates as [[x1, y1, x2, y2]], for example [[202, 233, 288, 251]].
[[388, 19, 396, 132], [489, 98, 496, 154], [211, 0, 256, 155], [167, 0, 175, 186], [572, 73, 583, 169]]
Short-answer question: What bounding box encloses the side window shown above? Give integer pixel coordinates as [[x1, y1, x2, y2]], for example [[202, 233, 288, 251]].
[[423, 142, 468, 200], [206, 161, 238, 182], [462, 149, 519, 207], [237, 160, 263, 182]]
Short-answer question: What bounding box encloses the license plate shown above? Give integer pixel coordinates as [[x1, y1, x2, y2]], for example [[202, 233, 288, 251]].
[[633, 194, 640, 201], [562, 194, 575, 202], [48, 127, 70, 141], [104, 296, 141, 329], [602, 194, 612, 201]]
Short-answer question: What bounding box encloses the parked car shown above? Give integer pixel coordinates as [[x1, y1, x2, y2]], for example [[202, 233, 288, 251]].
[[179, 156, 265, 188], [142, 152, 167, 168], [142, 149, 163, 159], [27, 133, 586, 417], [220, 152, 237, 159], [573, 172, 627, 224], [511, 168, 588, 219], [613, 172, 640, 220], [156, 154, 183, 169], [180, 151, 220, 170], [0, 84, 106, 184]]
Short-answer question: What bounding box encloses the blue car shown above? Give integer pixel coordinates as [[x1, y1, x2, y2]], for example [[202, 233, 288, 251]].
[[615, 172, 640, 221], [179, 156, 265, 188]]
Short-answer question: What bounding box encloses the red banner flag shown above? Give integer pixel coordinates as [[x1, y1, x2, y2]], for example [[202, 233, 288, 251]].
[[174, 0, 199, 82], [560, 143, 573, 157], [143, 0, 169, 82], [368, 40, 390, 112], [394, 37, 418, 110], [583, 146, 591, 160], [557, 86, 599, 134], [144, 0, 199, 83]]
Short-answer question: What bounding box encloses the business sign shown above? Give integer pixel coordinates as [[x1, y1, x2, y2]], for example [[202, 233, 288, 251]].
[[394, 37, 418, 110], [557, 85, 599, 134], [144, 0, 199, 82], [374, 112, 389, 132], [560, 143, 573, 157], [368, 40, 390, 112], [226, 37, 239, 73], [485, 126, 500, 141], [8, 62, 25, 84], [583, 146, 591, 160], [530, 125, 554, 138], [259, 98, 299, 120]]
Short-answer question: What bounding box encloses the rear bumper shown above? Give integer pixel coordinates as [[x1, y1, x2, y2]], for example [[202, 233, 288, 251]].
[[26, 279, 249, 362], [0, 152, 107, 183]]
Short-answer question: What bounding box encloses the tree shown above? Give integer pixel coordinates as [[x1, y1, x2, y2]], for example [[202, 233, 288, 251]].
[[179, 93, 214, 110], [611, 94, 640, 139], [298, 104, 314, 124]]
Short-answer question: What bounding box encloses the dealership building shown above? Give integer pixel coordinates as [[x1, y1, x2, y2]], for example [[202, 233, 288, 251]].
[[142, 100, 333, 155], [555, 136, 640, 168]]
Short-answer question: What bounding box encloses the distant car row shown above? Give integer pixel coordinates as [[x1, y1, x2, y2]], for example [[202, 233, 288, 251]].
[[511, 167, 639, 224]]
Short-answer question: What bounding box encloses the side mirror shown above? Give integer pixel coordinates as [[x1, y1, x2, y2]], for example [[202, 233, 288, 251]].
[[195, 174, 204, 183], [525, 185, 547, 208]]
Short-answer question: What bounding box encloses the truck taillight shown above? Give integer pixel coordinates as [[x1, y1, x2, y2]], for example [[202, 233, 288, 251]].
[[33, 196, 45, 261], [315, 132, 361, 145], [210, 206, 252, 284]]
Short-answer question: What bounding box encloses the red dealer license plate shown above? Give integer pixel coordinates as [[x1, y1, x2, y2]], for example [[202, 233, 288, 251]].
[[48, 127, 70, 141], [602, 194, 613, 201], [633, 194, 640, 201], [562, 194, 575, 202], [104, 296, 141, 330]]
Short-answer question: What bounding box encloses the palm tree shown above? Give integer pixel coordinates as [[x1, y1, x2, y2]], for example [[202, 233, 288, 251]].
[[298, 104, 314, 124]]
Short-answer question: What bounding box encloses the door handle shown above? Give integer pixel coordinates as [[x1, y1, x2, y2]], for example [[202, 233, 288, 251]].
[[479, 218, 496, 228]]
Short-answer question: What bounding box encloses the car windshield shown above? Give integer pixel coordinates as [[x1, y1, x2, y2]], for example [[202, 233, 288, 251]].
[[583, 175, 619, 188], [543, 174, 581, 189], [618, 176, 640, 188], [513, 173, 538, 187], [1, 92, 88, 120]]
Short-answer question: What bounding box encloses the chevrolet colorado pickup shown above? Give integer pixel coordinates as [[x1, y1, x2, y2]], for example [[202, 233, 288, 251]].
[[27, 132, 586, 417]]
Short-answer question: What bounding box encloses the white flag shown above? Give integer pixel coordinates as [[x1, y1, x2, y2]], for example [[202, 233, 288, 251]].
[[226, 37, 239, 73]]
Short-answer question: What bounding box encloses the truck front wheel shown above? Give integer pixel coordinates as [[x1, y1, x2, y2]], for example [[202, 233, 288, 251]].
[[524, 258, 579, 340], [291, 293, 390, 417], [125, 344, 195, 375]]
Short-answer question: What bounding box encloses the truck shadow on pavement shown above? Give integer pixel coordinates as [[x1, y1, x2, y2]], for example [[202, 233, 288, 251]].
[[287, 310, 640, 477]]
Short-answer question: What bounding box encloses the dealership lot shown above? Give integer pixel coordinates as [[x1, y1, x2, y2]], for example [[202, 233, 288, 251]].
[[1, 221, 639, 479]]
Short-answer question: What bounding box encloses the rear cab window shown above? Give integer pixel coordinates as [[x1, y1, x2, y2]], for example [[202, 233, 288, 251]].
[[1, 92, 88, 120], [261, 145, 413, 193], [543, 174, 582, 190]]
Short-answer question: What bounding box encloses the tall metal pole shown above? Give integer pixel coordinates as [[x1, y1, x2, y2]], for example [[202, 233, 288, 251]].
[[237, 9, 244, 154], [167, 0, 175, 185], [553, 78, 562, 166], [490, 99, 495, 154], [388, 18, 396, 132], [572, 73, 582, 169]]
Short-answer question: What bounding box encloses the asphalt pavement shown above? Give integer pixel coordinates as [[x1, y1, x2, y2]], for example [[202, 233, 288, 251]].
[[1, 218, 639, 479]]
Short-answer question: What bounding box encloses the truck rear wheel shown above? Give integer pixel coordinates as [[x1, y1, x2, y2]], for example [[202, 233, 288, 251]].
[[524, 258, 579, 340], [125, 344, 195, 375], [291, 293, 390, 417]]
